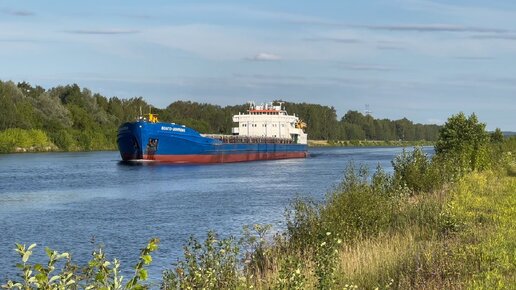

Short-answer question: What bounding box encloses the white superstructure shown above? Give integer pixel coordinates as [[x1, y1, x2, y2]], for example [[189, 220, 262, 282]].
[[232, 102, 308, 144]]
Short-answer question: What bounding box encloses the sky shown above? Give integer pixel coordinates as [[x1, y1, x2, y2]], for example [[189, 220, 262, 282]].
[[1, 0, 515, 130]]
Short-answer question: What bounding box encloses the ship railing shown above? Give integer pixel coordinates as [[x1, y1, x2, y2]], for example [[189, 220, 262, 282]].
[[202, 134, 294, 144]]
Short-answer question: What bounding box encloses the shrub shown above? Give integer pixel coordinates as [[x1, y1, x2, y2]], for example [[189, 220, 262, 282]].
[[1, 238, 159, 290], [285, 198, 321, 252], [275, 254, 306, 290], [435, 113, 490, 172], [313, 231, 342, 289], [161, 232, 241, 290], [392, 147, 432, 193], [0, 128, 53, 152]]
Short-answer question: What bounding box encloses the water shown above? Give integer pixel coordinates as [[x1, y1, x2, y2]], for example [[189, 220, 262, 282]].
[[0, 147, 432, 283]]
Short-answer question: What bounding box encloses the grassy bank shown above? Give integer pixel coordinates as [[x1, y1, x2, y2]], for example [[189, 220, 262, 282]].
[[308, 139, 434, 147], [331, 169, 515, 289]]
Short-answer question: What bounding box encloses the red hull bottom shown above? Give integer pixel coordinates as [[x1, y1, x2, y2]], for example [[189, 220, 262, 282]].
[[140, 152, 308, 163]]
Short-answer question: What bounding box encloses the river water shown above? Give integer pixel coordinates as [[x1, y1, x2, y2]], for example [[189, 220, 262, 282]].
[[0, 147, 432, 283]]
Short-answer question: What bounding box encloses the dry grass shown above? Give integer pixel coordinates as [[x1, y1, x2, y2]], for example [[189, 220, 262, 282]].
[[337, 231, 417, 286]]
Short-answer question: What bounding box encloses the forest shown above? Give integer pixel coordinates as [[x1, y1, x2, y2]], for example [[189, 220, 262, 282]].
[[0, 80, 441, 152]]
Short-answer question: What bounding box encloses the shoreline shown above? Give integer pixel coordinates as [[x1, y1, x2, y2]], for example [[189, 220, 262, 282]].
[[308, 139, 434, 147], [0, 147, 118, 155]]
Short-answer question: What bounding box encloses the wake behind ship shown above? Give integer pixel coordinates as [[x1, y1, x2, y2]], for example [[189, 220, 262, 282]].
[[117, 102, 308, 163]]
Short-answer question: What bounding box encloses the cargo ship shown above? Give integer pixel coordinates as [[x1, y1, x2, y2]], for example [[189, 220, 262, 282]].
[[117, 102, 308, 163]]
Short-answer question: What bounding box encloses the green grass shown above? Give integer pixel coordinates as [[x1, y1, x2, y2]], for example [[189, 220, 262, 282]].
[[446, 171, 516, 288]]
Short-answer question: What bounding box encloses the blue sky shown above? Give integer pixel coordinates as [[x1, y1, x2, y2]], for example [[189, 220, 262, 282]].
[[1, 0, 515, 130]]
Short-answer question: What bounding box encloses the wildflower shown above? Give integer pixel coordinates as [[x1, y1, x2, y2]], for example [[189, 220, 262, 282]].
[[326, 232, 331, 236], [320, 242, 326, 247], [295, 269, 301, 274]]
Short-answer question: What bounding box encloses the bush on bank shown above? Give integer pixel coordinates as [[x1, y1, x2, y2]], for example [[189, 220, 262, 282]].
[[1, 239, 159, 290], [0, 128, 55, 153]]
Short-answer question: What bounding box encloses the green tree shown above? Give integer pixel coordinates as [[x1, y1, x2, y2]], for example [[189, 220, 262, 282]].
[[435, 112, 490, 171], [490, 128, 504, 143]]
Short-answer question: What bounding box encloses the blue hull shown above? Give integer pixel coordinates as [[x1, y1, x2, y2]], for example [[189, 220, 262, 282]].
[[117, 121, 308, 163]]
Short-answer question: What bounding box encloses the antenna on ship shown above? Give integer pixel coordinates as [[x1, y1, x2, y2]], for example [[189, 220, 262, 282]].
[[137, 106, 143, 120]]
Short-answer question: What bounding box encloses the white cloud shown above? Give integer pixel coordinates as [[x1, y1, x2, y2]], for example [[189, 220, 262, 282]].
[[248, 52, 282, 61]]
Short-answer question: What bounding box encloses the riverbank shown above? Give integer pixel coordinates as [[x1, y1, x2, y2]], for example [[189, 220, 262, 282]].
[[0, 146, 117, 154], [308, 139, 434, 147], [321, 168, 515, 289], [0, 128, 116, 154]]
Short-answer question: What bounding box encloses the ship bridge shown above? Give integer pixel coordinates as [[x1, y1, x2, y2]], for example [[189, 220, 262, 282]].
[[231, 102, 307, 144]]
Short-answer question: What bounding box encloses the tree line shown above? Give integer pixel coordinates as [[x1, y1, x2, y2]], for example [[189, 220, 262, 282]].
[[0, 80, 442, 152]]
